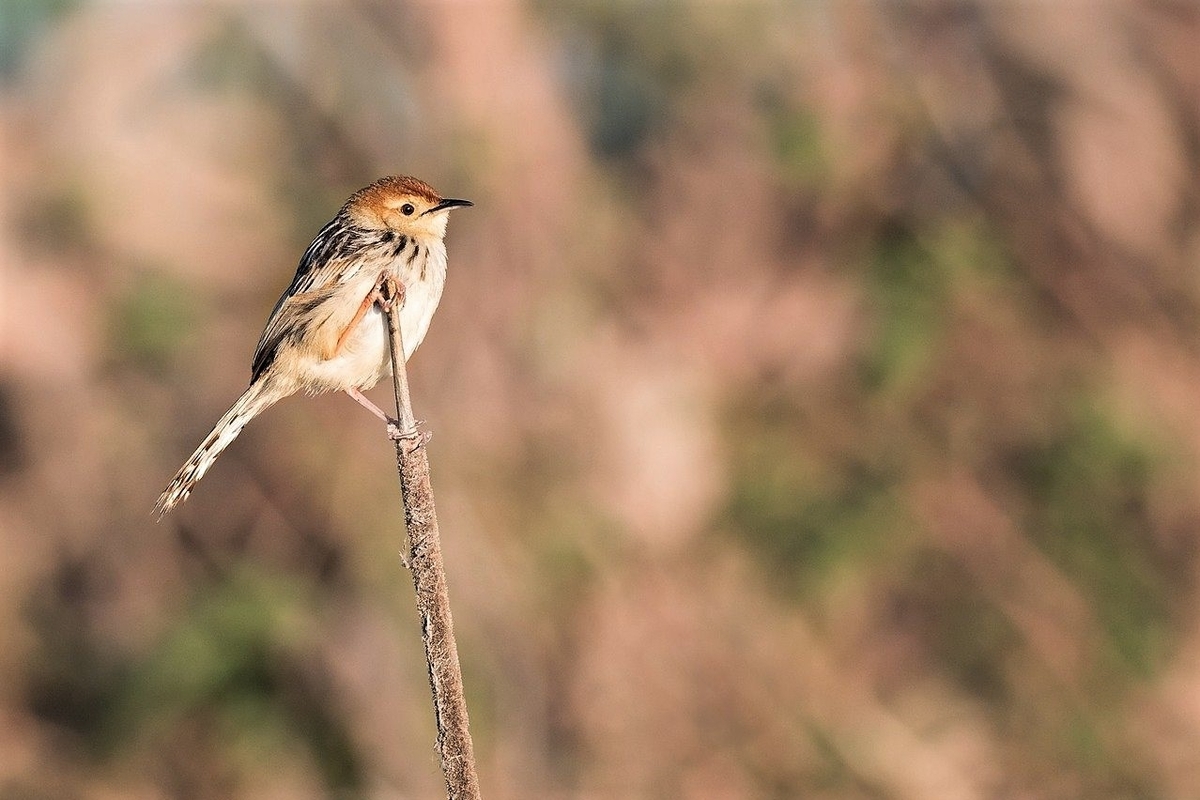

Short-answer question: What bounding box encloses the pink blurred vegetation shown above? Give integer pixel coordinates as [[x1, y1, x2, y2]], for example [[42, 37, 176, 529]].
[[2, 1, 1199, 797]]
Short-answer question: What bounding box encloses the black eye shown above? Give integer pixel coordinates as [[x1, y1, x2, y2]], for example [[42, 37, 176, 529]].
[[401, 203, 416, 216]]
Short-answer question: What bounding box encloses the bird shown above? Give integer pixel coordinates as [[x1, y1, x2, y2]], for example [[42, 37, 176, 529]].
[[154, 175, 472, 517]]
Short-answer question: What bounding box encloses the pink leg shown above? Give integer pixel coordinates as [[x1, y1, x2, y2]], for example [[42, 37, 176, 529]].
[[333, 274, 406, 357], [345, 386, 393, 423], [334, 287, 380, 356], [343, 276, 406, 425]]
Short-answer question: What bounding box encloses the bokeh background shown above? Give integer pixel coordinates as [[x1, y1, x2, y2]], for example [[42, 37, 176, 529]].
[[2, 1, 1199, 797]]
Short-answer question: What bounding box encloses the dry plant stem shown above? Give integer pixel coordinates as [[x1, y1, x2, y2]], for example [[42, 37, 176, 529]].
[[381, 277, 418, 438], [381, 278, 482, 800]]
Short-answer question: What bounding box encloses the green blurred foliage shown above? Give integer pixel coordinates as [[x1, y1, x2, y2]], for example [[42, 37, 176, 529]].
[[107, 270, 201, 376], [127, 569, 363, 793], [723, 391, 906, 602], [759, 88, 829, 191], [860, 223, 950, 397], [1010, 401, 1178, 676], [184, 19, 276, 95], [541, 3, 701, 162], [0, 0, 77, 79], [898, 549, 1020, 705], [22, 560, 362, 792], [22, 555, 130, 759]]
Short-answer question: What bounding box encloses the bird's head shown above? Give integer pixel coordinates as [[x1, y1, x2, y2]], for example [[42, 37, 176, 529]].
[[344, 175, 472, 239]]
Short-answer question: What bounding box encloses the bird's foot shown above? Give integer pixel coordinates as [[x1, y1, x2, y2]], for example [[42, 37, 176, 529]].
[[375, 274, 406, 312]]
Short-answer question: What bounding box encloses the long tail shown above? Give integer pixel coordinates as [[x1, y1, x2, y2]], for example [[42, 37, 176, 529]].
[[154, 381, 281, 517]]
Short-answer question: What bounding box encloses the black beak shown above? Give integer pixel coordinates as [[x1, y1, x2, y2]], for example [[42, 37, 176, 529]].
[[423, 198, 473, 215]]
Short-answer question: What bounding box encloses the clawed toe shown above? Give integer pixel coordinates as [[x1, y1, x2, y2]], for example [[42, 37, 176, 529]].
[[375, 274, 406, 312]]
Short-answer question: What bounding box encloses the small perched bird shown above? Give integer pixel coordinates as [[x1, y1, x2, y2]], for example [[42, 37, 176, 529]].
[[155, 176, 471, 516]]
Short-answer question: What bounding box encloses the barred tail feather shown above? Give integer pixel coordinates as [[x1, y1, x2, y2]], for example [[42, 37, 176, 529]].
[[154, 383, 279, 517]]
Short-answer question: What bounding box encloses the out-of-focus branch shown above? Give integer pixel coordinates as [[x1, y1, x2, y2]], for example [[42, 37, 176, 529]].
[[381, 278, 481, 800]]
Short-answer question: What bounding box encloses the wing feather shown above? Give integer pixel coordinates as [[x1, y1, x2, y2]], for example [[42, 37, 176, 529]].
[[250, 216, 369, 381]]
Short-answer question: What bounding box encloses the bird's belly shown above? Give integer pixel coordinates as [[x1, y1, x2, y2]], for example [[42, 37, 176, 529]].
[[302, 278, 440, 393]]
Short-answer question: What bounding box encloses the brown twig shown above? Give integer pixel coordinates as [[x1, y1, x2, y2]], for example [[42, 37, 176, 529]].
[[381, 278, 482, 800]]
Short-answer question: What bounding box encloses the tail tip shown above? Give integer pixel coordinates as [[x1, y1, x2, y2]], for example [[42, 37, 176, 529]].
[[153, 486, 190, 520]]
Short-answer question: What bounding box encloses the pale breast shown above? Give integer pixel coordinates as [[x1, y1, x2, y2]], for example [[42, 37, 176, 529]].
[[394, 236, 448, 361], [297, 235, 447, 393]]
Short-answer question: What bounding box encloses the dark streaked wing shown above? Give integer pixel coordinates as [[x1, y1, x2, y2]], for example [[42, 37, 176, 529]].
[[250, 215, 372, 381]]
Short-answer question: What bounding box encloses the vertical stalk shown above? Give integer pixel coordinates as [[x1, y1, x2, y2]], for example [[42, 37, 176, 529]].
[[383, 281, 481, 800]]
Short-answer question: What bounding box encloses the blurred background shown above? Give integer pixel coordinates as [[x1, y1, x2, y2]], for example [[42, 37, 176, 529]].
[[2, 1, 1199, 797]]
